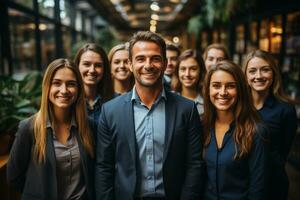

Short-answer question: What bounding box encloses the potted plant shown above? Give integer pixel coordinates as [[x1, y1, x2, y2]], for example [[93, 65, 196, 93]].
[[0, 71, 42, 155]]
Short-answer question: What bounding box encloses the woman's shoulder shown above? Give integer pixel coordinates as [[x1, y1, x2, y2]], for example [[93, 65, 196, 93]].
[[17, 115, 36, 135], [273, 97, 296, 112], [254, 122, 270, 142]]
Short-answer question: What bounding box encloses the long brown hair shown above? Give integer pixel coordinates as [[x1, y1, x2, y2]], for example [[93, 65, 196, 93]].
[[74, 43, 114, 102], [243, 49, 297, 104], [34, 58, 94, 164], [173, 49, 206, 96], [202, 60, 260, 158]]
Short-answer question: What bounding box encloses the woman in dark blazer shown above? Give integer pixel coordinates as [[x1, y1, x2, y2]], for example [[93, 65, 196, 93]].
[[7, 58, 95, 200], [243, 49, 298, 200], [202, 60, 269, 200]]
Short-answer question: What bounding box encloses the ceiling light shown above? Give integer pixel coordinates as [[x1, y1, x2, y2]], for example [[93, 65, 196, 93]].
[[150, 2, 160, 11], [150, 20, 157, 26], [150, 25, 156, 32], [151, 14, 159, 20], [173, 36, 179, 43]]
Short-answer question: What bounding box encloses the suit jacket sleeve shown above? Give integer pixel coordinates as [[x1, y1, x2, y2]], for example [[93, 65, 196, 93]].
[[181, 103, 205, 199], [6, 117, 33, 193], [95, 105, 115, 200]]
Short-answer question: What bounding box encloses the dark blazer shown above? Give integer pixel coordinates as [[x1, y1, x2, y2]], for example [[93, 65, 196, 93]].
[[95, 90, 205, 200], [7, 116, 95, 200]]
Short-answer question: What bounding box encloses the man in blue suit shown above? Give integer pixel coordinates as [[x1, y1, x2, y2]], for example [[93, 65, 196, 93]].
[[95, 31, 205, 200]]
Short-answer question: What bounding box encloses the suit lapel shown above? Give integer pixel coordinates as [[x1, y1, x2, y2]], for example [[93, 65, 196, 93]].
[[123, 92, 136, 164], [46, 129, 56, 171], [163, 93, 176, 163]]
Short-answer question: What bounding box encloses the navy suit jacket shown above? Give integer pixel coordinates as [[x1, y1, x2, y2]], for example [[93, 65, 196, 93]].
[[95, 90, 205, 200], [7, 116, 95, 200]]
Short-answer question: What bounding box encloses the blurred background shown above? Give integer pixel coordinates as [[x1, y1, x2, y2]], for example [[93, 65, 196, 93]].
[[0, 0, 300, 199]]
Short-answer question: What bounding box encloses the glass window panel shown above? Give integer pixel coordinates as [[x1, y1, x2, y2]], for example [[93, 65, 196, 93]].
[[200, 32, 208, 50], [247, 21, 258, 52], [212, 30, 218, 43], [85, 17, 91, 33], [220, 28, 228, 46], [235, 25, 245, 53], [38, 0, 55, 18], [286, 11, 300, 54], [60, 0, 71, 26], [259, 19, 269, 51], [62, 26, 72, 58], [40, 20, 55, 69], [9, 9, 36, 73], [270, 15, 282, 53], [75, 11, 82, 31], [11, 0, 33, 9]]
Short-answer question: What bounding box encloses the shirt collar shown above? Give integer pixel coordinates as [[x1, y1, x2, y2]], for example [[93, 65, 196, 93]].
[[46, 114, 77, 129], [86, 95, 102, 110], [163, 75, 172, 84], [131, 85, 167, 104], [194, 94, 203, 105]]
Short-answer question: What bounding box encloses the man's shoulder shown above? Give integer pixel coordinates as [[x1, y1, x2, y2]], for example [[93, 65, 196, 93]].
[[102, 91, 132, 111], [166, 91, 195, 106]]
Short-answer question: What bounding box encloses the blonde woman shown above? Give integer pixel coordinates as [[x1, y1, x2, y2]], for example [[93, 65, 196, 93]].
[[243, 49, 297, 200], [108, 43, 134, 95], [7, 59, 95, 199]]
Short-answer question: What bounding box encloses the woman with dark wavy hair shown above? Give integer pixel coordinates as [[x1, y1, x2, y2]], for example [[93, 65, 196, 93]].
[[74, 43, 114, 123], [243, 49, 297, 200], [202, 60, 269, 200], [173, 49, 206, 114]]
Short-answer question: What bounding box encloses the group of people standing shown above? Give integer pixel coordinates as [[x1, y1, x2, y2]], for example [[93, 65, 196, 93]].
[[6, 31, 297, 200]]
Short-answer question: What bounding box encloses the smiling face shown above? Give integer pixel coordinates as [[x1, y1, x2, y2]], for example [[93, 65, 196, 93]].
[[111, 49, 131, 81], [129, 41, 166, 89], [209, 70, 237, 114], [246, 57, 273, 93], [178, 57, 200, 89], [78, 50, 104, 87], [165, 50, 179, 76], [205, 48, 226, 70], [49, 67, 78, 111]]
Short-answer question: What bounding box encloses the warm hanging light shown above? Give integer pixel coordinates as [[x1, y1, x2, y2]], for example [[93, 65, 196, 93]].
[[151, 14, 159, 20], [173, 36, 179, 43], [150, 2, 160, 11], [150, 25, 156, 32], [150, 20, 157, 26]]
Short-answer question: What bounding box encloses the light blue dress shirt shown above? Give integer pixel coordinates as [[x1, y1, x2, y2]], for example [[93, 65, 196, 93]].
[[131, 87, 166, 197]]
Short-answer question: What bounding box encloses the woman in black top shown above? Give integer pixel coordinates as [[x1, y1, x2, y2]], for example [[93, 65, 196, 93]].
[[243, 49, 298, 200]]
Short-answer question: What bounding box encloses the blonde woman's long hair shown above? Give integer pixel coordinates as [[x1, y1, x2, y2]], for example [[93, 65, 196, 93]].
[[202, 60, 261, 159], [33, 58, 94, 164]]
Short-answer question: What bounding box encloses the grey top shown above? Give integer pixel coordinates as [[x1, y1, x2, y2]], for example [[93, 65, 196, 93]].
[[47, 117, 86, 200], [131, 87, 166, 197]]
